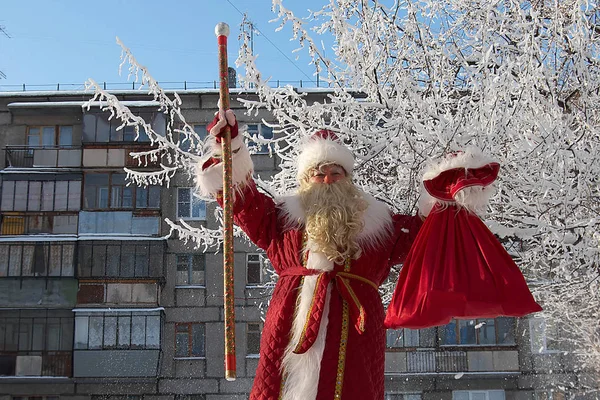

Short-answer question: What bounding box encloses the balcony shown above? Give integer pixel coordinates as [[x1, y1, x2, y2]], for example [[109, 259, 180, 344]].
[[5, 146, 81, 169]]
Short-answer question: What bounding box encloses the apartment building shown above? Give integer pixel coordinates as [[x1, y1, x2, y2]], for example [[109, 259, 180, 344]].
[[0, 88, 586, 400]]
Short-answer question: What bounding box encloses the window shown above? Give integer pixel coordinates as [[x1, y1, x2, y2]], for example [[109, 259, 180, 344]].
[[1, 180, 81, 212], [453, 390, 505, 400], [83, 112, 164, 143], [77, 241, 163, 278], [175, 323, 205, 358], [179, 125, 206, 153], [247, 322, 262, 356], [84, 173, 160, 210], [530, 316, 562, 353], [534, 390, 566, 400], [27, 125, 73, 147], [176, 254, 205, 286], [0, 311, 73, 352], [177, 188, 205, 220], [0, 242, 75, 277], [440, 318, 515, 346], [246, 253, 268, 285], [74, 311, 160, 350], [385, 394, 422, 400], [246, 123, 273, 154], [386, 328, 420, 348]]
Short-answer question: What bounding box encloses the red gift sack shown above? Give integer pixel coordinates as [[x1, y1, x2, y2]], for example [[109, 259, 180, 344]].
[[384, 162, 542, 329]]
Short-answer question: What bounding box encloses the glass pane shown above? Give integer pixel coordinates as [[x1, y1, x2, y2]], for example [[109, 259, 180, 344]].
[[247, 262, 261, 285], [488, 391, 506, 400], [55, 181, 69, 211], [82, 114, 97, 142], [148, 186, 161, 208], [458, 320, 477, 345], [47, 323, 61, 351], [28, 181, 42, 211], [42, 126, 55, 146], [118, 316, 131, 348], [404, 328, 420, 347], [62, 244, 75, 276], [9, 245, 23, 276], [32, 321, 45, 351], [452, 392, 469, 400], [175, 332, 189, 357], [41, 181, 54, 211], [191, 324, 205, 356], [28, 127, 41, 146], [136, 187, 148, 208], [74, 316, 89, 349], [98, 187, 109, 208], [440, 321, 457, 345], [478, 319, 496, 345], [106, 245, 120, 276], [146, 316, 160, 348], [1, 181, 14, 211], [122, 187, 133, 208], [386, 329, 403, 348], [111, 186, 122, 208], [48, 245, 62, 277], [194, 124, 207, 141], [131, 316, 146, 348], [497, 317, 515, 345], [14, 181, 28, 211], [96, 116, 110, 142], [68, 181, 81, 211], [104, 316, 117, 348], [177, 188, 190, 218], [191, 196, 205, 219], [59, 126, 73, 146], [88, 316, 103, 349]]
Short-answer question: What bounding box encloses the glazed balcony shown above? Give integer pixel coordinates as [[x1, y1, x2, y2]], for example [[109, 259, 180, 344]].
[[5, 145, 81, 169]]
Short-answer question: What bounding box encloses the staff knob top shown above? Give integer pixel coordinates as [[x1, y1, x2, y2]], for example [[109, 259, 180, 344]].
[[215, 22, 230, 37]]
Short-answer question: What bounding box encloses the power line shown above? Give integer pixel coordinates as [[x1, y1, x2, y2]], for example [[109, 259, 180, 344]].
[[225, 0, 314, 81]]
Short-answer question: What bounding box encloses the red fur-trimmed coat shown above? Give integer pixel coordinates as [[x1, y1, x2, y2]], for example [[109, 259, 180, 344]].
[[196, 118, 422, 400]]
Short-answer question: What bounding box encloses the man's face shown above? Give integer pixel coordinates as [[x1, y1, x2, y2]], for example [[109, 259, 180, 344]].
[[308, 164, 347, 185]]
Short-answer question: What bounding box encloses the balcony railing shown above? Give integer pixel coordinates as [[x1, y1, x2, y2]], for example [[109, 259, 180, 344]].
[[5, 146, 82, 168], [407, 350, 468, 372], [0, 351, 72, 377], [0, 213, 78, 235]]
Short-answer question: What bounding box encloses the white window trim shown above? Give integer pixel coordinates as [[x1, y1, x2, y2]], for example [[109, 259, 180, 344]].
[[452, 390, 505, 400]]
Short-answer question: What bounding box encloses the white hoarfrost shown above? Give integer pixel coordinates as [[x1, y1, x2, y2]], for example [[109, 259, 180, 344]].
[[86, 0, 600, 393]]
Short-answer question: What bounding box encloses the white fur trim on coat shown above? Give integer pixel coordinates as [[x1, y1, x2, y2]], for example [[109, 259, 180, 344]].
[[418, 147, 498, 217], [277, 189, 394, 251], [195, 135, 254, 198], [296, 136, 355, 181], [280, 242, 334, 400]]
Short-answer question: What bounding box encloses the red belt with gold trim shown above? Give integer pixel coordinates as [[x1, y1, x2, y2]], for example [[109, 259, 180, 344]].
[[279, 266, 379, 354]]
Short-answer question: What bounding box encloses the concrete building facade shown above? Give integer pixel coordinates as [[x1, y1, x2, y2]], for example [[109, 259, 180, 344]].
[[0, 88, 585, 400]]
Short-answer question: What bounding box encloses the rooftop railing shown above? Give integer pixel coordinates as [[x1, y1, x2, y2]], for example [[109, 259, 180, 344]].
[[0, 79, 332, 92]]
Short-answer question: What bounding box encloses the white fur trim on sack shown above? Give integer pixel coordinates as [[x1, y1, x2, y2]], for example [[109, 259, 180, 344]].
[[296, 136, 355, 181], [418, 147, 498, 217], [195, 135, 254, 198]]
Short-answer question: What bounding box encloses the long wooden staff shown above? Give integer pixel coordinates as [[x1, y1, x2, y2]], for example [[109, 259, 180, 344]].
[[215, 21, 236, 381]]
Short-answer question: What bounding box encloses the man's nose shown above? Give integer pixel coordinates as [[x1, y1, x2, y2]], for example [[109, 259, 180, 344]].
[[323, 174, 334, 184]]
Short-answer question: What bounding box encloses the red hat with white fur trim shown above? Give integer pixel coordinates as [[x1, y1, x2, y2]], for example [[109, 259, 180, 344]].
[[296, 130, 355, 181]]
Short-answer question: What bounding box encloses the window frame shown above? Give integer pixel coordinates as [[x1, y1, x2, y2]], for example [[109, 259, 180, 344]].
[[246, 322, 262, 357], [176, 187, 206, 220], [246, 253, 268, 286], [386, 327, 420, 349], [245, 123, 274, 154], [82, 112, 164, 143], [439, 317, 516, 347], [74, 311, 161, 350], [26, 125, 73, 147], [175, 253, 206, 287], [174, 322, 205, 359], [83, 172, 161, 211], [529, 316, 562, 354]]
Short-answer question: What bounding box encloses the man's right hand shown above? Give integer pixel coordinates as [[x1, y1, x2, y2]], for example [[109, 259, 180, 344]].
[[209, 109, 237, 139]]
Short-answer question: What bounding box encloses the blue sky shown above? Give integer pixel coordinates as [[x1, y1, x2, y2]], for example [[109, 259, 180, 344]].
[[0, 0, 329, 90]]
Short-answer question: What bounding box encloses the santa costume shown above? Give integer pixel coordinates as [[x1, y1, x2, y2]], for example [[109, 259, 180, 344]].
[[196, 114, 541, 400], [197, 115, 422, 400]]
